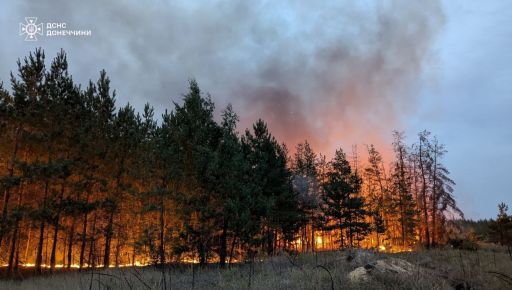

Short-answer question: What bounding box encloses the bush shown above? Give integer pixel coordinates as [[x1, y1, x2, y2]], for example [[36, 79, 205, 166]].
[[448, 238, 479, 251]]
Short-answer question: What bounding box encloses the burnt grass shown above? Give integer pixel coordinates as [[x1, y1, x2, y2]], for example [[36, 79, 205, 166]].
[[1, 246, 511, 290]]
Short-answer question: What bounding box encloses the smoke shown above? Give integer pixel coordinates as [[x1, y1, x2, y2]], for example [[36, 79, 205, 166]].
[[2, 0, 444, 157]]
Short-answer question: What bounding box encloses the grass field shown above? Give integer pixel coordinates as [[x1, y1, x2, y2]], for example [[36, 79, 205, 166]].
[[1, 247, 511, 290]]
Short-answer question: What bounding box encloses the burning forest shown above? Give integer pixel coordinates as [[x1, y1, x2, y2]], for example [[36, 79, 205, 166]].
[[0, 49, 464, 275]]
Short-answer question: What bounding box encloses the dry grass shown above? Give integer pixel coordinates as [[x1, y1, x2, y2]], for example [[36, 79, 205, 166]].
[[1, 248, 511, 290]]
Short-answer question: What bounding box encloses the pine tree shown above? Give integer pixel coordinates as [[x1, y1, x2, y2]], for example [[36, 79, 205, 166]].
[[0, 50, 46, 265], [411, 131, 462, 247], [416, 130, 432, 247], [428, 136, 462, 245], [389, 131, 417, 247], [373, 211, 386, 249], [102, 103, 141, 268], [167, 80, 221, 265], [242, 120, 302, 255], [321, 149, 369, 248], [77, 75, 115, 270], [292, 140, 321, 252], [8, 49, 69, 274], [209, 104, 247, 266], [134, 103, 173, 266], [489, 203, 512, 258], [364, 144, 388, 247]]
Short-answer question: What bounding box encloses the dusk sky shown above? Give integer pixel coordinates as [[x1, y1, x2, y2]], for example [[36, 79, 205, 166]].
[[1, 0, 510, 219]]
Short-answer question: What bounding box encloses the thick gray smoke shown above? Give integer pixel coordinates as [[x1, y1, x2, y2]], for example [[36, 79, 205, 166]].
[[0, 0, 444, 156]]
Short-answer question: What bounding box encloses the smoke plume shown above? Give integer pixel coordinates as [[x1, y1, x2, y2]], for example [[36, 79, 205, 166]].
[[1, 0, 444, 157]]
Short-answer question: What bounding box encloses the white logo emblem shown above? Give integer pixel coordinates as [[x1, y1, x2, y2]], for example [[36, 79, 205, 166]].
[[20, 17, 43, 41]]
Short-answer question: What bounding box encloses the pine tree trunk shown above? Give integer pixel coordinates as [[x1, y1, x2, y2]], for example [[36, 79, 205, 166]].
[[8, 181, 24, 275], [35, 220, 46, 274], [159, 189, 165, 267], [8, 220, 18, 274], [103, 169, 122, 269], [50, 182, 66, 271], [266, 227, 273, 256], [14, 232, 20, 273], [303, 226, 307, 252], [131, 245, 136, 266], [79, 212, 88, 269], [103, 210, 114, 268], [35, 179, 50, 274], [311, 224, 315, 252], [376, 169, 388, 246], [67, 215, 76, 268], [419, 142, 430, 248], [219, 218, 228, 267], [0, 187, 12, 253], [79, 192, 90, 270], [24, 226, 31, 262], [49, 220, 60, 271], [62, 232, 67, 268], [0, 126, 21, 252], [66, 186, 80, 269], [274, 229, 278, 252], [431, 145, 438, 247], [339, 218, 344, 249], [400, 208, 406, 246], [349, 226, 353, 247], [115, 238, 121, 267], [88, 212, 97, 269], [412, 159, 423, 244], [228, 236, 237, 264], [199, 241, 206, 266], [398, 148, 407, 246]]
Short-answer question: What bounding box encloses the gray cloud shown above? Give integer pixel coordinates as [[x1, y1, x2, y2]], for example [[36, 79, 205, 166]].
[[1, 0, 444, 155]]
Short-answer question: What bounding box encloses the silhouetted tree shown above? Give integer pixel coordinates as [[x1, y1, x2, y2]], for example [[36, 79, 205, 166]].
[[389, 131, 417, 246], [321, 149, 369, 248], [292, 140, 321, 252], [489, 202, 512, 258]]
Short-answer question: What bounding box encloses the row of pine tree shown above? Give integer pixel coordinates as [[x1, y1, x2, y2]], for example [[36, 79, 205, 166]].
[[0, 49, 462, 274]]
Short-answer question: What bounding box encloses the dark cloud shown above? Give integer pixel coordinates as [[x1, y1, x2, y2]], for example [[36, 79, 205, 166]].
[[1, 0, 444, 156]]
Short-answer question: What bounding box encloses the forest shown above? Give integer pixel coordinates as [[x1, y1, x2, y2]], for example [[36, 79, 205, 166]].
[[0, 49, 464, 275]]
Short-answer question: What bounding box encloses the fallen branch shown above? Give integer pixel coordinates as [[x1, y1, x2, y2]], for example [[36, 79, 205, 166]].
[[314, 265, 334, 290]]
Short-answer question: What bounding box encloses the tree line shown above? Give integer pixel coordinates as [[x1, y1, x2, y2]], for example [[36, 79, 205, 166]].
[[453, 203, 512, 256], [0, 49, 462, 274], [488, 203, 512, 257]]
